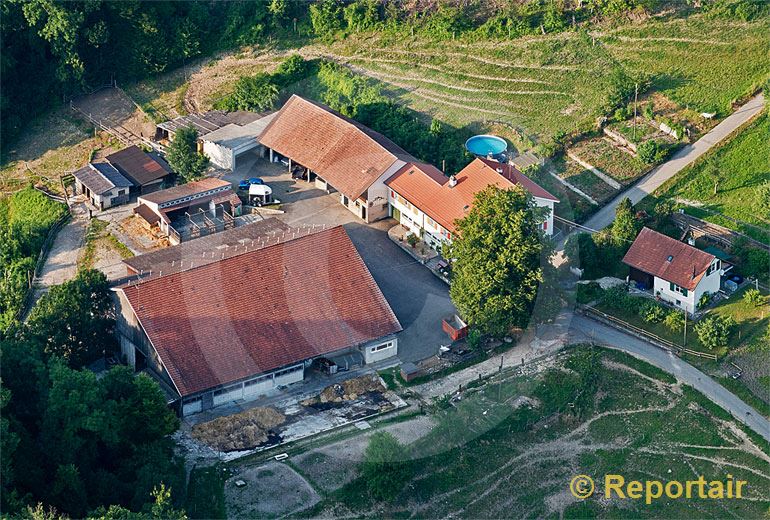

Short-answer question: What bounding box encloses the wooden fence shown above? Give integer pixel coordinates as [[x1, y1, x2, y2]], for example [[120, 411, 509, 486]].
[[580, 305, 718, 361]]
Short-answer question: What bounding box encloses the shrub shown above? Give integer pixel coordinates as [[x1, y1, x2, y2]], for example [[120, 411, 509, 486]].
[[467, 328, 482, 351], [694, 315, 736, 351], [743, 288, 764, 307], [664, 310, 686, 333], [215, 73, 279, 112], [641, 302, 666, 323], [360, 432, 411, 501], [406, 233, 419, 248], [637, 140, 660, 164], [698, 292, 713, 310], [576, 282, 603, 304]]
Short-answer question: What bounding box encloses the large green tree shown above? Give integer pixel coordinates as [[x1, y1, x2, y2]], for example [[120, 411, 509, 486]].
[[26, 268, 115, 368], [611, 197, 640, 247], [166, 126, 209, 183], [447, 186, 550, 336]]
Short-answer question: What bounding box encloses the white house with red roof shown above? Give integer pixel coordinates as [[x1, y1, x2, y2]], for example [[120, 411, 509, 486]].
[[622, 227, 724, 314], [385, 157, 558, 251]]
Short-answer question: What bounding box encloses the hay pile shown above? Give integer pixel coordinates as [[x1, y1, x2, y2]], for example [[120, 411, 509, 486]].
[[318, 375, 385, 403], [192, 407, 285, 452]]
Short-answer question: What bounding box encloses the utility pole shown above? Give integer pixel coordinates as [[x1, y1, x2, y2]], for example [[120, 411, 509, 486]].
[[633, 83, 638, 141], [683, 309, 687, 346]]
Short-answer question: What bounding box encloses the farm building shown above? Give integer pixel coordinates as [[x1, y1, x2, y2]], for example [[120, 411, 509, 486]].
[[155, 110, 262, 143], [386, 157, 558, 250], [134, 177, 242, 244], [121, 217, 289, 278], [622, 227, 724, 315], [258, 95, 418, 223], [106, 145, 172, 195], [199, 112, 277, 171], [72, 162, 132, 210], [113, 225, 402, 416]]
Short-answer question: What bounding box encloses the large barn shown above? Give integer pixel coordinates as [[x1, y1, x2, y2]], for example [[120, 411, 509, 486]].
[[258, 95, 418, 223], [113, 225, 402, 416]]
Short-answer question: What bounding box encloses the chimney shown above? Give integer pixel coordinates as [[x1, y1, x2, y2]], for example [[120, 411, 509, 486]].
[[448, 175, 458, 188]]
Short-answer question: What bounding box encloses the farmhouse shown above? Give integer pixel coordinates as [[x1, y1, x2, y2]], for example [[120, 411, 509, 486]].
[[72, 162, 132, 210], [623, 227, 723, 315], [106, 145, 172, 195], [386, 158, 558, 250], [113, 225, 402, 416], [134, 177, 242, 244], [258, 95, 417, 223], [200, 112, 277, 171]]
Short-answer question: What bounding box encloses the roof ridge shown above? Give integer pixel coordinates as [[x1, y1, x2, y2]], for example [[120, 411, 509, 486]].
[[121, 224, 338, 287]]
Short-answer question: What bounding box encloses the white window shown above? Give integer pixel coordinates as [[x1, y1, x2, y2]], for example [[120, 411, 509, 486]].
[[371, 341, 394, 353]]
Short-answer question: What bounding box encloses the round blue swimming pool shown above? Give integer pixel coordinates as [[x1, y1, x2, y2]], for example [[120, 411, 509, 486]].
[[465, 134, 507, 157]]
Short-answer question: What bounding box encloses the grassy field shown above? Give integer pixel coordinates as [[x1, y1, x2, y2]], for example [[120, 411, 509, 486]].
[[655, 111, 770, 243], [599, 16, 770, 116], [570, 136, 651, 183], [291, 346, 770, 518], [186, 465, 228, 519]]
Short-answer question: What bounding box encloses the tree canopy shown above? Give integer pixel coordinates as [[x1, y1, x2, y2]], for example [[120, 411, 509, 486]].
[[26, 269, 115, 368], [166, 126, 208, 183], [447, 186, 550, 336]]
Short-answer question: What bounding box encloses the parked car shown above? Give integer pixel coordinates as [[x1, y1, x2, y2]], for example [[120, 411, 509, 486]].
[[238, 177, 265, 190]]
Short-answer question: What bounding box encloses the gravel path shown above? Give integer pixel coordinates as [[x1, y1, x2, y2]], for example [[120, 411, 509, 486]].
[[24, 202, 88, 318]]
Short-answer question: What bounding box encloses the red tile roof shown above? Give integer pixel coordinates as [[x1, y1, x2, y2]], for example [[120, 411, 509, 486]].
[[475, 158, 558, 202], [386, 158, 557, 233], [258, 95, 415, 200], [622, 227, 716, 290], [107, 146, 170, 186], [119, 226, 401, 397]]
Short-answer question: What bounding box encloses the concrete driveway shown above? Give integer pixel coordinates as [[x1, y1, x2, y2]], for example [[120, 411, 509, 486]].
[[219, 152, 457, 363]]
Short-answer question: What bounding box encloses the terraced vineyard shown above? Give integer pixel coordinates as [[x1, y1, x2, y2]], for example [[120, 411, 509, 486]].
[[326, 15, 768, 149], [329, 32, 620, 149], [599, 16, 770, 116]]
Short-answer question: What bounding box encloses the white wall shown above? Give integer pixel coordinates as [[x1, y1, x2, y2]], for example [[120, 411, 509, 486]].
[[203, 141, 234, 170], [534, 198, 555, 236], [363, 337, 398, 364], [653, 259, 721, 314]]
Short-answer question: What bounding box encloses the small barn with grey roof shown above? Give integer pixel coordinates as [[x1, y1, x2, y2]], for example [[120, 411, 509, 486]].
[[72, 162, 132, 210]]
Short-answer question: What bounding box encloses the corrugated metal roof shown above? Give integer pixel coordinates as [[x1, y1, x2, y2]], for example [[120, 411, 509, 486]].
[[107, 146, 170, 186], [73, 162, 132, 194]]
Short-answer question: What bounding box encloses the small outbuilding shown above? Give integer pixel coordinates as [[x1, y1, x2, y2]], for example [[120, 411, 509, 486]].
[[106, 145, 172, 195], [73, 162, 132, 210], [200, 113, 277, 171]]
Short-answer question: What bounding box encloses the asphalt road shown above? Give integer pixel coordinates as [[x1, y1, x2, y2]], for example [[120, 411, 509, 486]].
[[569, 314, 770, 443], [582, 92, 766, 232]]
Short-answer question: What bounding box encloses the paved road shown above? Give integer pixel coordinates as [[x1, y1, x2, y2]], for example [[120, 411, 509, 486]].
[[24, 202, 88, 318], [569, 314, 770, 443], [583, 93, 766, 231]]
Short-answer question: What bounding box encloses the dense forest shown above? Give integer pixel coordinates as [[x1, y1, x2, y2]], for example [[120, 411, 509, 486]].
[[3, 0, 765, 153]]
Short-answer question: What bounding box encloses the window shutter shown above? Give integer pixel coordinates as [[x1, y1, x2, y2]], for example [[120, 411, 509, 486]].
[[670, 282, 675, 291]]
